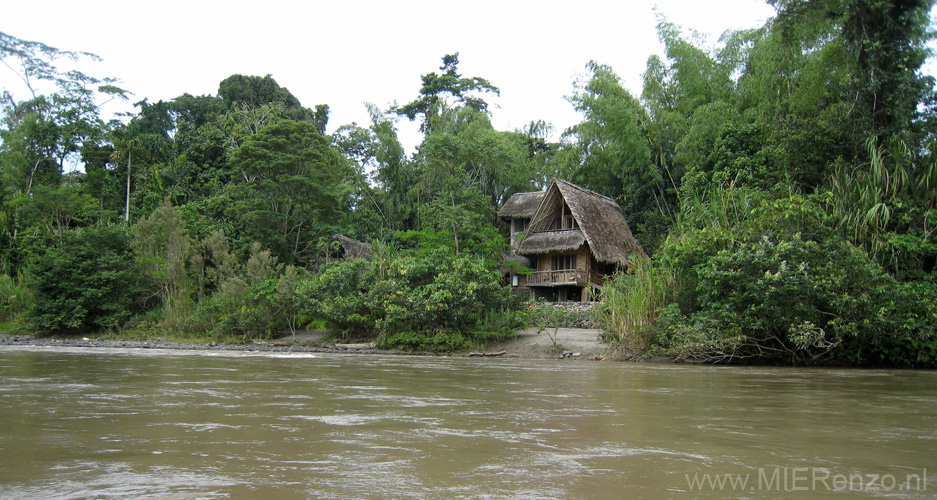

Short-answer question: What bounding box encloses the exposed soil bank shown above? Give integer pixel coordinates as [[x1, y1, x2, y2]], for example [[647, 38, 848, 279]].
[[485, 327, 610, 359], [0, 327, 613, 360]]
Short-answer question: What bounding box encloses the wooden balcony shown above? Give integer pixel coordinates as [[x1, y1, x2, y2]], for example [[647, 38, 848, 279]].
[[527, 269, 578, 286], [526, 269, 607, 288]]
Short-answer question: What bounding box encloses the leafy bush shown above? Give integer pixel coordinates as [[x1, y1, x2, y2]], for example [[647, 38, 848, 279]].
[[382, 331, 470, 352], [664, 189, 831, 310], [378, 253, 520, 335], [176, 243, 302, 341], [473, 308, 527, 343], [25, 226, 145, 334], [850, 278, 937, 367], [657, 233, 934, 365], [298, 249, 527, 349], [299, 259, 378, 337]]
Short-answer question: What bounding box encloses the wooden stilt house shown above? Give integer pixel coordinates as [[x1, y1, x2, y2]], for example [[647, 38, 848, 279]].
[[498, 179, 647, 302]]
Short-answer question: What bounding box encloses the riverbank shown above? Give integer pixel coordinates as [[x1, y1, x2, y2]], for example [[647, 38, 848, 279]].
[[0, 327, 612, 360]]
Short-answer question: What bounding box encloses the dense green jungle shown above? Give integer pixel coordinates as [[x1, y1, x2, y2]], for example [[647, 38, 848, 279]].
[[1, 0, 936, 367]]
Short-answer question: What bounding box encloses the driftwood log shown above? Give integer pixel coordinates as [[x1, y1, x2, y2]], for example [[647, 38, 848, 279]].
[[468, 350, 507, 357]]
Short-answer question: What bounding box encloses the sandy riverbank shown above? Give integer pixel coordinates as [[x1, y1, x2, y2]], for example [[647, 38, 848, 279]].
[[0, 327, 612, 360]]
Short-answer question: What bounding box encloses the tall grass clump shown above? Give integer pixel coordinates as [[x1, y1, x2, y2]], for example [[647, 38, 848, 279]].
[[0, 273, 27, 321], [594, 257, 675, 353]]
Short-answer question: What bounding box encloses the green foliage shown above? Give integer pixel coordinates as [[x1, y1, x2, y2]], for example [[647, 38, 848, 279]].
[[418, 107, 537, 207], [218, 264, 307, 340], [867, 278, 937, 367], [565, 62, 668, 228], [394, 53, 501, 133], [15, 184, 99, 236], [663, 188, 828, 310], [383, 331, 470, 352], [1, 32, 128, 193], [679, 123, 775, 194], [695, 236, 884, 360], [0, 273, 27, 321], [367, 105, 417, 231], [0, 105, 64, 195], [380, 253, 511, 334], [299, 258, 377, 336], [156, 237, 298, 341], [829, 137, 937, 277], [330, 103, 418, 235], [132, 201, 192, 313], [298, 249, 525, 349], [657, 232, 937, 366], [833, 0, 933, 137], [644, 182, 937, 367], [25, 225, 144, 334], [404, 182, 509, 259], [595, 258, 675, 352], [218, 74, 302, 111], [473, 308, 527, 343], [227, 119, 354, 265], [3, 16, 936, 370]]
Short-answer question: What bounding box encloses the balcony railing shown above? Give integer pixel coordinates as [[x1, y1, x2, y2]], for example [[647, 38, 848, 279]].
[[525, 269, 606, 287], [526, 269, 580, 286]]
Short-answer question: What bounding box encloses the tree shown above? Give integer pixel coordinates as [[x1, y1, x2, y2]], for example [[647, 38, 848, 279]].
[[564, 62, 666, 229], [331, 110, 409, 239], [25, 225, 143, 333], [641, 19, 738, 198], [218, 74, 329, 134], [218, 74, 302, 111], [227, 120, 354, 264], [80, 140, 121, 222], [132, 201, 192, 312], [768, 0, 935, 140], [365, 103, 418, 231], [1, 31, 128, 194], [0, 104, 62, 195], [0, 31, 128, 271], [394, 53, 500, 134], [417, 106, 536, 211], [15, 184, 97, 237]]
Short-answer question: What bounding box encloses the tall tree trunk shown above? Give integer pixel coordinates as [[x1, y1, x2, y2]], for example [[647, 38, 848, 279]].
[[124, 148, 132, 222], [24, 157, 42, 196], [450, 190, 460, 255]]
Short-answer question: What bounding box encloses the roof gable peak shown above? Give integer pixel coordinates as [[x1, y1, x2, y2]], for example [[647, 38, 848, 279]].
[[517, 178, 647, 267], [552, 178, 618, 206]]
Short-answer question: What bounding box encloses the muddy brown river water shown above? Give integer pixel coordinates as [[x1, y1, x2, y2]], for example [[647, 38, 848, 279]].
[[0, 346, 934, 499]]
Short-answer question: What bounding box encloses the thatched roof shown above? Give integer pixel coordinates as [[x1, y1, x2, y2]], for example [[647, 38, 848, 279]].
[[497, 191, 544, 219], [518, 230, 586, 254], [331, 234, 373, 260], [517, 179, 647, 267]]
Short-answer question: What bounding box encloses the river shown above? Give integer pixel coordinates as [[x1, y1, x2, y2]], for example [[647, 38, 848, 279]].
[[0, 346, 933, 499]]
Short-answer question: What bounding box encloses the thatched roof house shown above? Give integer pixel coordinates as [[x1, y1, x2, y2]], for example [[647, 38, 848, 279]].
[[499, 179, 646, 301], [520, 179, 647, 266]]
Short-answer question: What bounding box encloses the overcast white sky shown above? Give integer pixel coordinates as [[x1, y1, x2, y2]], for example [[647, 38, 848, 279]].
[[5, 1, 779, 151]]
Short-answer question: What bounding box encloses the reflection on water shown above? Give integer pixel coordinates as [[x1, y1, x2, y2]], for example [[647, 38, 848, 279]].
[[0, 346, 934, 499]]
